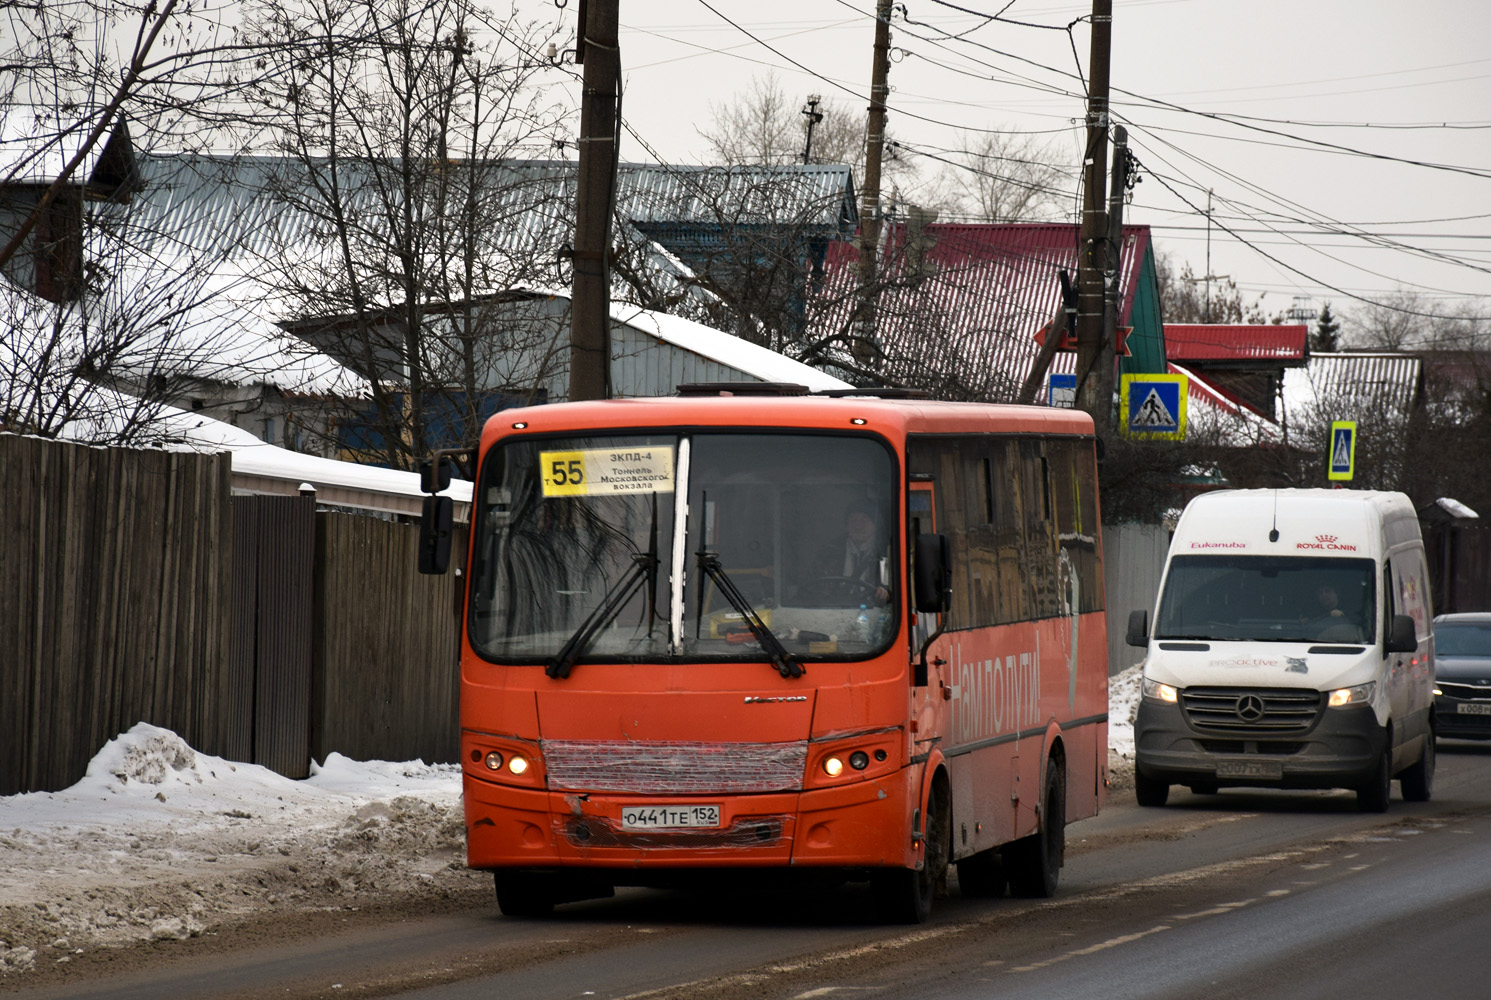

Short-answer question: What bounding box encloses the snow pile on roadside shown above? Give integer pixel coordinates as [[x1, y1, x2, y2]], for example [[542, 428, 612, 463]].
[[1107, 662, 1143, 790], [0, 723, 469, 976]]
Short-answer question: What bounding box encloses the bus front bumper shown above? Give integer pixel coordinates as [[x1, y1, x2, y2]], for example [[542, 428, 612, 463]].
[[463, 769, 918, 872]]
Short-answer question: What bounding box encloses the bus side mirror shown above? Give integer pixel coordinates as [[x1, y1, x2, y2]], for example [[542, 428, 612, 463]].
[[1126, 609, 1149, 647], [914, 533, 951, 614], [419, 458, 453, 494], [1385, 613, 1417, 653], [419, 496, 453, 575]]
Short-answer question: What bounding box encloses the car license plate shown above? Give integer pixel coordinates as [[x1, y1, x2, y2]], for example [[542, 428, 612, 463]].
[[620, 804, 721, 830], [1215, 758, 1283, 779], [1457, 703, 1491, 716]]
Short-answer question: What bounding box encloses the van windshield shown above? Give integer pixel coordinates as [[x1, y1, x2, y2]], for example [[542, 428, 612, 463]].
[[1155, 555, 1377, 643]]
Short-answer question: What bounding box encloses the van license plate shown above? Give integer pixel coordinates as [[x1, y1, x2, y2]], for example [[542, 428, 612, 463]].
[[1457, 703, 1491, 716], [621, 805, 721, 830], [1216, 759, 1282, 779]]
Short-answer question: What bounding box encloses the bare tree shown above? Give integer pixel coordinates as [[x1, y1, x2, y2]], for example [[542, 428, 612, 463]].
[[236, 0, 573, 468], [698, 73, 866, 169], [1153, 250, 1271, 325], [923, 131, 1077, 224]]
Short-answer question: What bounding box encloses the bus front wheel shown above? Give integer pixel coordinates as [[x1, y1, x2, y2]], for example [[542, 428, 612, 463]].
[[874, 780, 949, 923], [494, 871, 555, 917]]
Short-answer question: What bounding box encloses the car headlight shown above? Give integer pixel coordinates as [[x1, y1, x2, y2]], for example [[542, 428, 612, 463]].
[[1142, 676, 1178, 703], [1328, 681, 1375, 707]]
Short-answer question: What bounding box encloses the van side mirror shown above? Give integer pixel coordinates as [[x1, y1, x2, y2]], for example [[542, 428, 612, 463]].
[[913, 533, 952, 614], [419, 495, 454, 575], [1385, 613, 1417, 654], [1126, 609, 1149, 647]]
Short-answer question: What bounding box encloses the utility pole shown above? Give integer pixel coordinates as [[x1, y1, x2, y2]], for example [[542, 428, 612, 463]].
[[1095, 124, 1129, 439], [569, 0, 620, 401], [853, 0, 893, 367], [1073, 0, 1112, 419]]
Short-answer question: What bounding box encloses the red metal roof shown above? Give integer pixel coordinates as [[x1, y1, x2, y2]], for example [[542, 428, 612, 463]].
[[813, 223, 1151, 401], [1165, 324, 1308, 362]]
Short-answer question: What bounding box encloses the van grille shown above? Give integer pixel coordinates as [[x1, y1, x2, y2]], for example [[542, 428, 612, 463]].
[[1181, 687, 1323, 737]]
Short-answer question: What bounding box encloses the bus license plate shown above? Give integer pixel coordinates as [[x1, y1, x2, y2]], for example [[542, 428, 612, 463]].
[[1215, 758, 1282, 779], [1457, 703, 1491, 715], [621, 804, 721, 830]]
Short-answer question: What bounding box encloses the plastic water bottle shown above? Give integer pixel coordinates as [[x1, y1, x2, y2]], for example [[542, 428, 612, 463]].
[[855, 605, 871, 644]]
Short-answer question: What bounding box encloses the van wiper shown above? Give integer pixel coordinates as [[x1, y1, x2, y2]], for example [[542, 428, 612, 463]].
[[547, 497, 661, 680], [696, 551, 803, 679]]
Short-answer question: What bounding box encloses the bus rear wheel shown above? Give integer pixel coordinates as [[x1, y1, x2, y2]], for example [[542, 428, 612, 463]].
[[1005, 759, 1064, 898], [874, 780, 948, 923]]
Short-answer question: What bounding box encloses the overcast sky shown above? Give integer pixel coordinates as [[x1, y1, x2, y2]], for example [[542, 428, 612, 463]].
[[509, 0, 1491, 323]]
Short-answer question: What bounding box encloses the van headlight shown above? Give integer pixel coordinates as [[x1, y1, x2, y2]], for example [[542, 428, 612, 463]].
[[1142, 676, 1178, 703], [1328, 682, 1375, 708]]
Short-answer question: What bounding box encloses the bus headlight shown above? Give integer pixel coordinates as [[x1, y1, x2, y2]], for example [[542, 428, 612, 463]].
[[1328, 682, 1375, 707], [507, 755, 530, 775], [1142, 677, 1178, 703], [484, 751, 503, 771], [823, 756, 845, 777]]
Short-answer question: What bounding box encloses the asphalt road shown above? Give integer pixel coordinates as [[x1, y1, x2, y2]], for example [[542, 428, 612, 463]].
[[14, 740, 1491, 1000]]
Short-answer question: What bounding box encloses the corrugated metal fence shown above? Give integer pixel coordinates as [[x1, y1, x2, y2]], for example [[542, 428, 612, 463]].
[[1, 434, 461, 794]]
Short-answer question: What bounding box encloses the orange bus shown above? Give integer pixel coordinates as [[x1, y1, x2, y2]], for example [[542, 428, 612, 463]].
[[420, 383, 1108, 922]]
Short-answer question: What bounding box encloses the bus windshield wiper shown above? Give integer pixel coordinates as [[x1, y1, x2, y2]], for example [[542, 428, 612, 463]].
[[546, 553, 654, 679], [548, 498, 661, 680], [696, 551, 802, 679]]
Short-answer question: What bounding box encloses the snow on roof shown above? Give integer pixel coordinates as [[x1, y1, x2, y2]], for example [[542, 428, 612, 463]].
[[1169, 361, 1282, 445], [159, 407, 472, 514], [609, 300, 852, 392], [1282, 352, 1423, 426]]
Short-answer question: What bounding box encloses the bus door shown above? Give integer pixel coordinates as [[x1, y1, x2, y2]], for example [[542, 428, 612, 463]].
[[907, 477, 938, 687]]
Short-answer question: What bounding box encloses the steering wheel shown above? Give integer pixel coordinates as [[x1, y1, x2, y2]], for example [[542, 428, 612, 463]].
[[797, 575, 880, 606]]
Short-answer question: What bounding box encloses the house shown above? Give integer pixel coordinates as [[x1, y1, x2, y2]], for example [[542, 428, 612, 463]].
[[1, 118, 856, 458], [812, 222, 1168, 401], [1164, 323, 1309, 421]]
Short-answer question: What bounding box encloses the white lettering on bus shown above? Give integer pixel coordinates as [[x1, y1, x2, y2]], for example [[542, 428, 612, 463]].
[[952, 649, 1040, 745]]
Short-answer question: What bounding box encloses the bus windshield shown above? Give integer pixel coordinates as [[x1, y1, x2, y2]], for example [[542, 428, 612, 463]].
[[467, 431, 897, 664], [1155, 555, 1377, 644]]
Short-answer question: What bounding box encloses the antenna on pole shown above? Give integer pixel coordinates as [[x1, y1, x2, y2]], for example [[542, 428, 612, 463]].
[[801, 94, 823, 164]]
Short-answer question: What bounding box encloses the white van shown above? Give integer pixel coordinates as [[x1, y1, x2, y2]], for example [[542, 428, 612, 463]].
[[1127, 489, 1435, 812]]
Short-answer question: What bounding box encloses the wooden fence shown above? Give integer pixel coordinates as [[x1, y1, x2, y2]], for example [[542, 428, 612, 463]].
[[0, 435, 234, 795], [1, 433, 462, 795]]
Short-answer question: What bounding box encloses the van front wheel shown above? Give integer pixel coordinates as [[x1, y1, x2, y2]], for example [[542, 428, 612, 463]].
[[1356, 741, 1392, 813], [1400, 733, 1434, 802]]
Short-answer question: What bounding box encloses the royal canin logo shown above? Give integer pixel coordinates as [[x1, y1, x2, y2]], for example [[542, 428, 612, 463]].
[[1296, 533, 1359, 552]]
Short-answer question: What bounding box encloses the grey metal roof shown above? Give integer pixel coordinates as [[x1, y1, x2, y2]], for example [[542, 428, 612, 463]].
[[1282, 352, 1423, 426]]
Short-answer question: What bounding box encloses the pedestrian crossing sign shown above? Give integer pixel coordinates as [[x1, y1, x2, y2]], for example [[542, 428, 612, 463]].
[[1120, 374, 1188, 440], [1327, 420, 1357, 481]]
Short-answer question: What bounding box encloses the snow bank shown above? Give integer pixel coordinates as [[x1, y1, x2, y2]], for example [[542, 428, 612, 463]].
[[0, 723, 466, 975]]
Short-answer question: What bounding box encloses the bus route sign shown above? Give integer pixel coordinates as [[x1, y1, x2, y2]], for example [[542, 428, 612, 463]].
[[540, 446, 676, 496]]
